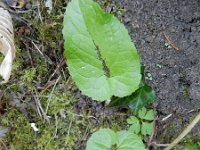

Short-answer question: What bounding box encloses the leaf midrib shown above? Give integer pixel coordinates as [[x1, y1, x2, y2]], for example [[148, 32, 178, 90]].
[[78, 0, 111, 78], [93, 41, 110, 77]]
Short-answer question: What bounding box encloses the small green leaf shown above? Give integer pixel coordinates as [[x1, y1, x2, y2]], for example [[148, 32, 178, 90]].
[[138, 108, 154, 121], [164, 43, 169, 47], [108, 96, 128, 107], [117, 131, 145, 150], [143, 109, 154, 121], [138, 107, 147, 119], [108, 84, 155, 111], [141, 122, 153, 136], [127, 116, 139, 124], [63, 0, 141, 101], [128, 124, 140, 135], [183, 145, 199, 150], [156, 64, 162, 68], [86, 128, 117, 150], [129, 85, 155, 112], [127, 116, 140, 134]]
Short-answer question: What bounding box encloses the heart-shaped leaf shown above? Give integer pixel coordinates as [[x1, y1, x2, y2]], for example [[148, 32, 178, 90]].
[[117, 131, 145, 150], [86, 129, 117, 150], [86, 128, 145, 150], [129, 85, 155, 112], [63, 0, 141, 101]]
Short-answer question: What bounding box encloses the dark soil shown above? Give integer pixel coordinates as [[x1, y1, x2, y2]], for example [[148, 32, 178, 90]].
[[113, 0, 200, 144], [1, 0, 200, 149], [71, 0, 200, 148]]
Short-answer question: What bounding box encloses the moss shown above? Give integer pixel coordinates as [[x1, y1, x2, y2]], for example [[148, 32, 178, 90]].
[[39, 86, 76, 116], [21, 68, 37, 82], [0, 90, 84, 150], [29, 1, 66, 53], [12, 48, 22, 73], [0, 1, 79, 148], [0, 108, 34, 150], [181, 87, 189, 98], [0, 53, 4, 63], [0, 89, 133, 149], [98, 0, 126, 17], [0, 1, 137, 149], [173, 138, 200, 150]]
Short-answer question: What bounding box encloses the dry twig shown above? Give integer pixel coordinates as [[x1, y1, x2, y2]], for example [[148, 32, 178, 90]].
[[162, 32, 179, 50], [0, 139, 8, 150], [45, 76, 61, 114], [32, 88, 50, 122], [46, 57, 65, 83], [164, 111, 200, 150]]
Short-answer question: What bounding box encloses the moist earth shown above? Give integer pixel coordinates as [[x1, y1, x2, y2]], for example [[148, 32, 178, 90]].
[[73, 0, 200, 147], [112, 0, 200, 143], [1, 0, 200, 149]]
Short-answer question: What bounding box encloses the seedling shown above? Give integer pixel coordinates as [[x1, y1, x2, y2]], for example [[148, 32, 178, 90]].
[[165, 42, 172, 49], [128, 107, 154, 136], [156, 64, 162, 69], [145, 72, 153, 81], [86, 107, 154, 149]]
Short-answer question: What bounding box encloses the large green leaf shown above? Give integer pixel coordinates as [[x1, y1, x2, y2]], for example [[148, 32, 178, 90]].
[[117, 131, 145, 150], [63, 0, 141, 101], [86, 129, 145, 150], [86, 129, 117, 150]]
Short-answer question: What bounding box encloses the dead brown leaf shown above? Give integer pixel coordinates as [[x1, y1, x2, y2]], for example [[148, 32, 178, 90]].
[[0, 7, 15, 83]]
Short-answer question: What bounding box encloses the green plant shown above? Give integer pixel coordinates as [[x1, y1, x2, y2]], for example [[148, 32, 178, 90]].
[[109, 67, 155, 112], [127, 107, 154, 136], [63, 1, 155, 149], [165, 43, 172, 49], [86, 107, 154, 150], [109, 84, 155, 112], [21, 68, 36, 82], [86, 128, 145, 150], [63, 0, 141, 101]]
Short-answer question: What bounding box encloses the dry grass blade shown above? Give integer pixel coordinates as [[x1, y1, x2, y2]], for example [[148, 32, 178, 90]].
[[165, 111, 200, 150], [0, 139, 8, 150]]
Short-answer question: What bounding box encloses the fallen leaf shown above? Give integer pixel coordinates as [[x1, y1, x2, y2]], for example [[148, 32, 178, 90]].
[[45, 0, 53, 14], [0, 7, 15, 83], [6, 0, 26, 9], [0, 126, 8, 138]]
